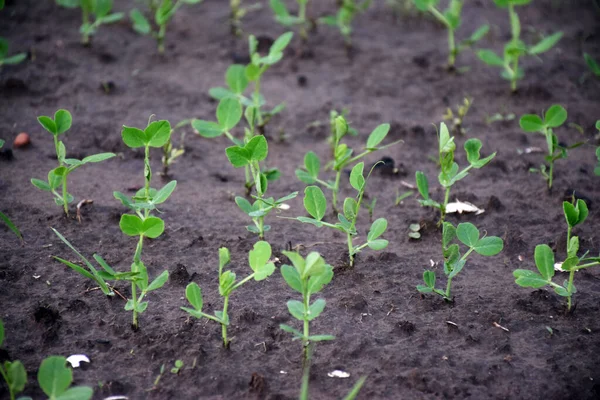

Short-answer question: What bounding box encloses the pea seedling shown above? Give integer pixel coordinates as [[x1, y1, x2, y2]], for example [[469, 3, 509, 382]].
[[130, 0, 203, 53], [37, 356, 93, 400], [182, 243, 276, 348], [279, 251, 334, 399], [519, 104, 582, 189], [418, 222, 503, 300], [443, 97, 472, 135], [56, 0, 124, 45], [291, 162, 389, 267], [230, 0, 261, 37], [113, 119, 176, 329], [0, 320, 27, 400], [161, 119, 189, 176], [584, 53, 600, 78], [514, 199, 599, 311], [270, 0, 311, 42], [415, 122, 495, 224], [31, 109, 115, 216], [319, 0, 371, 49], [206, 32, 293, 132], [0, 37, 26, 68], [296, 116, 400, 212], [413, 0, 489, 68], [595, 120, 600, 176], [477, 0, 562, 91]]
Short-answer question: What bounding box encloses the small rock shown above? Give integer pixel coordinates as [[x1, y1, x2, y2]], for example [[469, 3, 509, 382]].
[[13, 132, 30, 148]]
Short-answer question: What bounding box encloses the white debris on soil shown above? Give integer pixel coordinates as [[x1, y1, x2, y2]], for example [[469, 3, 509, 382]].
[[328, 370, 351, 378], [446, 200, 484, 215], [66, 354, 90, 368]]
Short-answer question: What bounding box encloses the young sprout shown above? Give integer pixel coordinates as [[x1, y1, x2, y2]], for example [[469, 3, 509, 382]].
[[0, 36, 26, 68], [296, 115, 401, 212], [514, 199, 600, 311], [170, 360, 184, 374], [413, 0, 489, 68], [443, 97, 472, 135], [395, 190, 413, 205], [161, 119, 189, 176], [114, 119, 176, 329], [230, 0, 261, 37], [319, 0, 371, 50], [270, 0, 311, 42], [418, 222, 503, 300], [37, 356, 93, 400], [584, 53, 600, 78], [415, 122, 495, 224], [205, 32, 293, 132], [477, 0, 562, 91], [0, 320, 27, 400], [290, 162, 389, 267], [519, 104, 582, 189], [31, 109, 116, 216], [365, 197, 376, 221], [130, 0, 203, 53], [56, 0, 124, 45], [182, 243, 276, 348]]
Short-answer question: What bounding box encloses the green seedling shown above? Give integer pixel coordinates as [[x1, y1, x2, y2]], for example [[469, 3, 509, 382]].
[[478, 0, 562, 91], [595, 121, 600, 177], [0, 209, 21, 242], [170, 360, 183, 374], [418, 222, 503, 300], [519, 104, 582, 189], [408, 223, 421, 239], [415, 122, 495, 224], [114, 119, 176, 329], [230, 0, 261, 36], [279, 251, 335, 399], [0, 37, 26, 68], [0, 320, 27, 400], [584, 53, 600, 77], [290, 162, 389, 267], [514, 199, 599, 311], [270, 0, 311, 42], [395, 190, 413, 205], [443, 97, 472, 135], [365, 197, 376, 221], [130, 0, 203, 53], [37, 356, 93, 400], [319, 0, 371, 49], [31, 109, 115, 216], [413, 0, 489, 68], [161, 119, 189, 176], [182, 243, 276, 348], [296, 116, 401, 212], [485, 112, 515, 125], [56, 0, 124, 45], [204, 32, 293, 132]]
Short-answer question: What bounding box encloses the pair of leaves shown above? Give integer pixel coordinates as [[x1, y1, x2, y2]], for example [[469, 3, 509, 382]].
[[563, 199, 588, 229], [296, 151, 321, 184], [119, 215, 165, 238], [38, 109, 72, 136], [282, 251, 332, 286], [248, 241, 276, 280], [365, 218, 388, 250], [248, 31, 294, 69], [114, 180, 177, 212], [514, 244, 556, 289], [519, 104, 567, 133], [447, 222, 504, 257], [122, 120, 172, 149], [286, 298, 327, 322], [192, 97, 244, 138], [269, 0, 305, 26], [38, 356, 93, 400], [225, 135, 268, 168]]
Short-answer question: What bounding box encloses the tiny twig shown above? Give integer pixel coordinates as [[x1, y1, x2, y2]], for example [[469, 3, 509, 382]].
[[493, 321, 510, 332], [254, 341, 267, 353], [76, 199, 94, 223]]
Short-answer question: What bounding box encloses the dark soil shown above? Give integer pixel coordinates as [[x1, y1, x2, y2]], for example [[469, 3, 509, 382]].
[[2, 0, 600, 399]]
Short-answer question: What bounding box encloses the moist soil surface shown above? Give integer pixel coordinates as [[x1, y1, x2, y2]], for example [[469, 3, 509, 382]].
[[2, 0, 600, 399]]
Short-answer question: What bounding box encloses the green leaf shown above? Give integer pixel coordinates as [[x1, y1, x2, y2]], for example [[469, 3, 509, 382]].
[[367, 239, 388, 250], [224, 64, 249, 93], [366, 123, 390, 149], [367, 218, 387, 241], [349, 162, 365, 191], [185, 283, 203, 311], [423, 270, 436, 288], [477, 49, 505, 67], [54, 110, 72, 135], [235, 196, 255, 215], [529, 32, 563, 55], [119, 215, 165, 238], [192, 120, 222, 138], [153, 181, 177, 204], [575, 199, 588, 226], [81, 152, 115, 164], [146, 120, 171, 148], [246, 135, 268, 161], [270, 32, 294, 55], [121, 126, 146, 148], [0, 319, 4, 346], [469, 24, 489, 43], [304, 252, 327, 278], [146, 270, 169, 292], [415, 171, 429, 200], [307, 298, 326, 321], [38, 356, 72, 398], [563, 201, 578, 228], [441, 222, 456, 248], [464, 139, 483, 164], [279, 323, 303, 337], [249, 241, 272, 272], [217, 97, 243, 131], [282, 251, 306, 275], [7, 360, 27, 394], [281, 264, 302, 293], [225, 145, 250, 167], [55, 386, 93, 400], [544, 104, 567, 128], [304, 151, 320, 178], [474, 236, 503, 256], [287, 300, 305, 321], [0, 211, 21, 241], [584, 53, 600, 76], [38, 116, 57, 135], [456, 222, 479, 247], [3, 53, 27, 65], [513, 269, 548, 288], [303, 186, 327, 221], [534, 244, 555, 280], [519, 114, 544, 132], [343, 197, 357, 221], [307, 264, 333, 294]]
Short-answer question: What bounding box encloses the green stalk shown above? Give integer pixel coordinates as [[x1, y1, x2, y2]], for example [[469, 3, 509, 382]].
[[447, 28, 456, 67], [132, 234, 144, 329], [222, 295, 230, 347], [62, 177, 69, 215], [566, 270, 575, 311], [299, 0, 308, 42], [444, 277, 453, 299], [439, 186, 451, 225], [300, 289, 311, 400], [510, 56, 519, 92], [81, 7, 90, 45], [253, 77, 264, 126], [332, 170, 342, 213], [157, 24, 166, 53], [0, 367, 15, 400], [347, 232, 354, 267]]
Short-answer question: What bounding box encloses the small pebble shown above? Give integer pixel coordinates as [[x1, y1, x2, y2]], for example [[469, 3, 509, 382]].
[[14, 132, 30, 148]]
